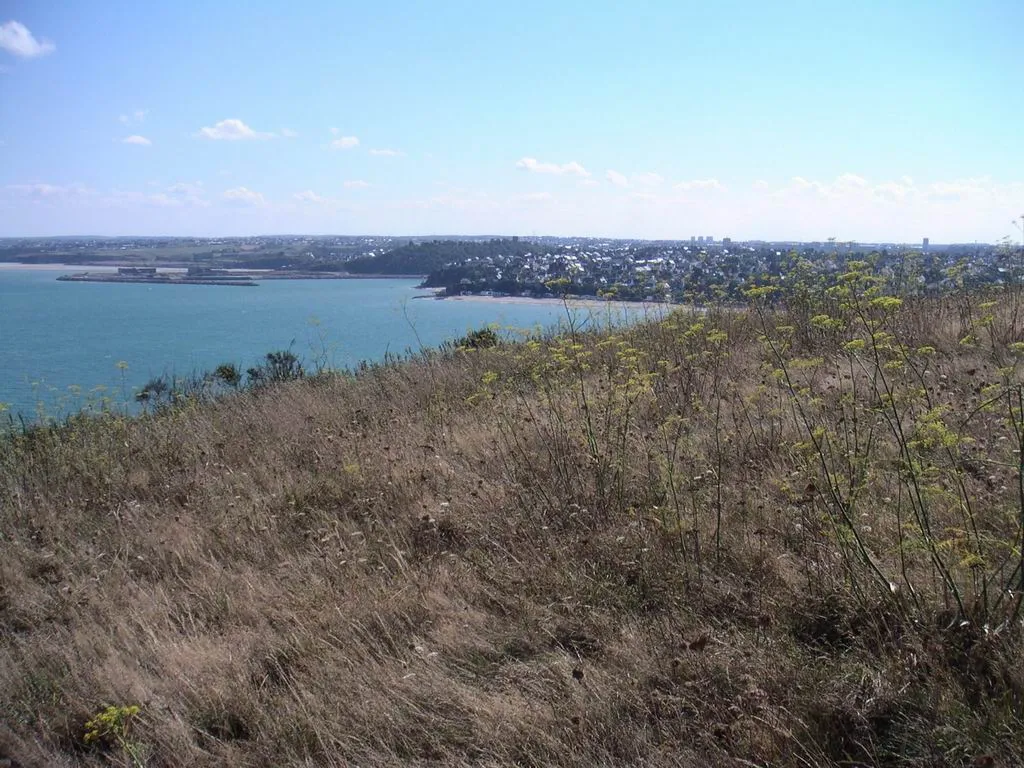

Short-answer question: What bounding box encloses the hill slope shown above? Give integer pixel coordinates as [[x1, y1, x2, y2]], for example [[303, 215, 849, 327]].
[[2, 283, 1024, 766]]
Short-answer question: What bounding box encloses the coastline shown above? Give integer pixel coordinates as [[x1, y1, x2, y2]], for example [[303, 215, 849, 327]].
[[425, 292, 675, 313], [0, 263, 425, 281], [56, 274, 258, 287], [0, 262, 122, 272]]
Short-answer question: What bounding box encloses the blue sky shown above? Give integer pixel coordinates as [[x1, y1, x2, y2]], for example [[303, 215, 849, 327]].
[[1, 0, 1021, 241]]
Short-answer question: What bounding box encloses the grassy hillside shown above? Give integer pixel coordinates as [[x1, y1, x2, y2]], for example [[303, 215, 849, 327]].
[[2, 276, 1023, 766]]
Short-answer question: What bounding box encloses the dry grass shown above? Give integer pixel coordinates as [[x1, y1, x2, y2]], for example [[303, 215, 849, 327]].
[[2, 287, 1023, 767]]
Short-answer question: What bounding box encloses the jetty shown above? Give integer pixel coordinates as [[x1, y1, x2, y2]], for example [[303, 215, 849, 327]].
[[57, 267, 258, 286], [54, 267, 424, 286]]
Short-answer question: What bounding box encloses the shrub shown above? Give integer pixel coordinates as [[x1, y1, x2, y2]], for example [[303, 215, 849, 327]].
[[247, 350, 305, 386], [455, 326, 500, 350]]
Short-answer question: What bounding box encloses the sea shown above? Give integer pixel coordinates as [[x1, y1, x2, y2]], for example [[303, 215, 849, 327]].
[[0, 265, 649, 422]]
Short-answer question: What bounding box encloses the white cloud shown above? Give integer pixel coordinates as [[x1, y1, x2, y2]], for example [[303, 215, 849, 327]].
[[674, 178, 725, 191], [295, 190, 328, 203], [873, 181, 911, 202], [121, 135, 151, 146], [144, 193, 177, 207], [293, 189, 359, 209], [835, 173, 868, 189], [778, 173, 875, 200], [327, 128, 361, 148], [281, 128, 299, 138], [777, 173, 909, 201], [513, 191, 554, 203], [924, 179, 985, 201], [7, 169, 1019, 245], [747, 173, 1024, 242], [369, 148, 403, 157], [4, 183, 98, 209], [516, 157, 590, 177], [197, 119, 274, 141], [606, 170, 629, 188], [402, 193, 499, 213], [6, 182, 92, 198], [151, 191, 199, 207], [343, 180, 369, 188], [789, 176, 819, 193], [7, 183, 64, 197], [223, 186, 265, 205], [103, 182, 210, 209], [605, 170, 664, 188], [167, 181, 203, 195], [633, 172, 664, 186], [165, 182, 208, 206], [119, 110, 147, 125], [0, 21, 55, 59]]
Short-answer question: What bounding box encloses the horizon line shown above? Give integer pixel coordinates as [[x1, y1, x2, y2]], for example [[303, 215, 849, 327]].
[[0, 233, 1001, 246]]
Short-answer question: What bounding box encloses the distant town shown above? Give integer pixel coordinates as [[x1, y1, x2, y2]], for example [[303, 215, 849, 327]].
[[1, 234, 1019, 302]]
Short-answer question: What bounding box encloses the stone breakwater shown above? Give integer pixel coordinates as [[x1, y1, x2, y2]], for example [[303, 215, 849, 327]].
[[57, 272, 258, 286]]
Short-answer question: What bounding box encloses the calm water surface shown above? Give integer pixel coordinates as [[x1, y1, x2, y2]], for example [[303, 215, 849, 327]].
[[0, 267, 640, 420]]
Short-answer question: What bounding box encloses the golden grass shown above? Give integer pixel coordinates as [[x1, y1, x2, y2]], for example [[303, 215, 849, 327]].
[[1, 289, 1023, 766]]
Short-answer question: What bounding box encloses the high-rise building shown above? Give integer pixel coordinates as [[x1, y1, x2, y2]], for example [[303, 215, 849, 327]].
[[722, 237, 732, 247], [706, 236, 714, 244], [922, 237, 929, 252], [690, 236, 696, 245]]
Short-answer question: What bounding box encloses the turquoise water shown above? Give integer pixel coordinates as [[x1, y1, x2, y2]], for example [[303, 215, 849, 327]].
[[0, 268, 641, 421]]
